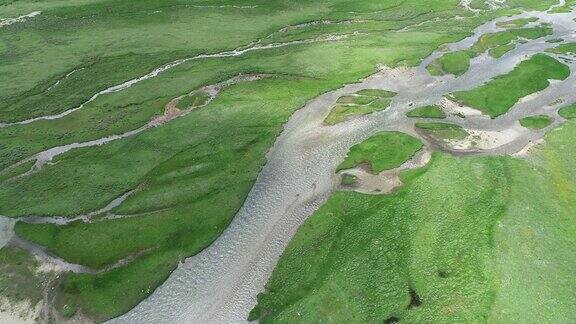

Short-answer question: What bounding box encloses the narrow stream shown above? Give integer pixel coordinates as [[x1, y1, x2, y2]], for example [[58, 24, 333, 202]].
[[0, 74, 267, 179]]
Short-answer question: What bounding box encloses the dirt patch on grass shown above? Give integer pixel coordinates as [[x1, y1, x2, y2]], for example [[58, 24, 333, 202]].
[[150, 100, 183, 126]]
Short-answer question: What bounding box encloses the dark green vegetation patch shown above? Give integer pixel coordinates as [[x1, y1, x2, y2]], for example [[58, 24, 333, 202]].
[[428, 26, 553, 76], [559, 103, 576, 119], [406, 105, 446, 118], [489, 43, 517, 58], [337, 132, 423, 174], [416, 122, 468, 140], [519, 115, 553, 129], [325, 89, 395, 125], [0, 161, 35, 183], [355, 89, 397, 98], [451, 54, 570, 118]]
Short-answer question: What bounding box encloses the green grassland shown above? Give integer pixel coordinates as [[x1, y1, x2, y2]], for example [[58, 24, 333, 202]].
[[2, 1, 497, 320], [559, 103, 576, 119], [451, 54, 570, 118], [1, 0, 344, 122], [325, 89, 395, 125], [324, 100, 391, 125], [428, 26, 553, 76], [406, 105, 446, 118], [0, 0, 568, 321], [0, 161, 35, 183], [337, 95, 376, 105], [546, 42, 576, 55], [416, 122, 468, 140], [468, 26, 554, 57], [336, 132, 423, 174], [0, 1, 492, 172], [356, 89, 396, 97], [549, 0, 576, 13], [175, 91, 211, 110], [519, 115, 553, 129], [469, 0, 490, 10], [251, 120, 576, 323], [496, 17, 538, 28], [507, 0, 560, 11], [489, 43, 517, 58], [427, 51, 471, 76]]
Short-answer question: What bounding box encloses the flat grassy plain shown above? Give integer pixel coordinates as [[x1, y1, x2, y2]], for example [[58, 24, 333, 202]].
[[251, 120, 576, 323], [1, 0, 348, 122], [0, 0, 568, 321], [0, 161, 34, 183], [451, 54, 570, 117], [336, 132, 423, 174]]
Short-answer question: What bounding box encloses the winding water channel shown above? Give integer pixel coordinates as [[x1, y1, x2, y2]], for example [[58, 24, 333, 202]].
[[0, 3, 574, 323], [111, 7, 576, 324]]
